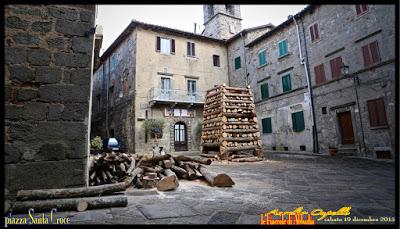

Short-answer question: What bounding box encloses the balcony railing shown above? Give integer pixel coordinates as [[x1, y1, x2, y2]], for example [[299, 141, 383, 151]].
[[149, 88, 205, 106]]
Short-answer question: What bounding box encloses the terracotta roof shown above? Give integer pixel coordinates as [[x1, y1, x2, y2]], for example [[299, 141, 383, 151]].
[[246, 5, 315, 48], [100, 20, 225, 61]]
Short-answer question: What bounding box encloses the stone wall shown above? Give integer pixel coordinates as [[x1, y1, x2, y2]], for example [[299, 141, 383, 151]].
[[4, 4, 95, 203], [304, 5, 396, 157]]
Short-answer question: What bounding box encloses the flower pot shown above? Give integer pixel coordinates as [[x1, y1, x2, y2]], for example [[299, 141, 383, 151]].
[[328, 147, 337, 156]]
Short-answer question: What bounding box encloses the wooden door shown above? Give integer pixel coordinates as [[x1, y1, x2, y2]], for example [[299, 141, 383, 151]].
[[174, 122, 188, 151], [338, 111, 355, 144]]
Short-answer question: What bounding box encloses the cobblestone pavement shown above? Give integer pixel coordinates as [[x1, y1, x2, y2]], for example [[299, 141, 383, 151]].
[[12, 156, 396, 225]]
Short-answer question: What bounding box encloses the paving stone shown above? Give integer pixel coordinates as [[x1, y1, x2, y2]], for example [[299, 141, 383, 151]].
[[136, 203, 198, 219], [208, 211, 241, 224]]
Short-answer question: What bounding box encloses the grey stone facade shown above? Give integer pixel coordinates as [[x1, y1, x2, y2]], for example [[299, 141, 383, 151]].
[[240, 4, 395, 158], [202, 5, 242, 40], [5, 4, 96, 201]]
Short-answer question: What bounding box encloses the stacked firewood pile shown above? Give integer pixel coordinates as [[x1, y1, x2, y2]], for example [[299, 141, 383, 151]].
[[89, 152, 235, 191], [200, 84, 263, 161]]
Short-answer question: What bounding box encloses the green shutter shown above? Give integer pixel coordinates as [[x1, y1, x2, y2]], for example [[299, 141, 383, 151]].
[[292, 111, 305, 132], [262, 117, 272, 134], [282, 74, 291, 92], [279, 40, 288, 56], [261, 83, 269, 100], [235, 57, 241, 70], [258, 50, 266, 66]]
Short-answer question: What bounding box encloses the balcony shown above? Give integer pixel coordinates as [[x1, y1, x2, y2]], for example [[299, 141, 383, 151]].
[[148, 88, 205, 107]]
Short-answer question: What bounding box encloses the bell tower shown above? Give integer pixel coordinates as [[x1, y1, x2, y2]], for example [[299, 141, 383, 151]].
[[202, 5, 242, 40]]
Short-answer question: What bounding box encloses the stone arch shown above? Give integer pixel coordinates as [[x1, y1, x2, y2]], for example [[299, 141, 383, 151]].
[[169, 118, 192, 152]]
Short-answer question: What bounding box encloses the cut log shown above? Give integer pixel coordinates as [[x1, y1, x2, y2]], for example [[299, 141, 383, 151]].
[[170, 165, 188, 179], [198, 165, 235, 187], [124, 167, 144, 187], [11, 196, 128, 213], [200, 154, 217, 159], [143, 154, 171, 164], [163, 160, 172, 169], [126, 157, 136, 174], [16, 183, 127, 201], [183, 164, 197, 180], [231, 157, 263, 162], [173, 155, 211, 165], [156, 175, 179, 191], [77, 200, 88, 212], [163, 169, 177, 178]]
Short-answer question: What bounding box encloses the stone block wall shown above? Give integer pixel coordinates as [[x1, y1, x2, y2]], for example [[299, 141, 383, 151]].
[[4, 4, 96, 203]]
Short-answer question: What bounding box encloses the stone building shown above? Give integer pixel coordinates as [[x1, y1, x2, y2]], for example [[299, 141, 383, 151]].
[[92, 4, 395, 160], [241, 4, 396, 158], [5, 4, 97, 202]]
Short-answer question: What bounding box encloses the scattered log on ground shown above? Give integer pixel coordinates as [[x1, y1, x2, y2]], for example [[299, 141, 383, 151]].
[[198, 165, 235, 187], [231, 157, 263, 162], [156, 175, 179, 191], [173, 155, 211, 165], [171, 165, 188, 179], [11, 196, 128, 213], [16, 183, 127, 201]]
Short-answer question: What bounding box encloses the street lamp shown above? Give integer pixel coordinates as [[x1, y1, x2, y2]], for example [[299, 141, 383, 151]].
[[340, 62, 349, 75]]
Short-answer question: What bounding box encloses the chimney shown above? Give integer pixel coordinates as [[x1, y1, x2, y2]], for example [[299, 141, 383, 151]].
[[194, 23, 197, 33]]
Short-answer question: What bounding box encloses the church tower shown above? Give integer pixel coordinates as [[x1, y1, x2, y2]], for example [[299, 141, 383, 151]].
[[202, 5, 242, 40]]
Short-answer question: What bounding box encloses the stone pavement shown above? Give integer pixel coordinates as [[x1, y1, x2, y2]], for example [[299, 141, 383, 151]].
[[11, 156, 396, 225]]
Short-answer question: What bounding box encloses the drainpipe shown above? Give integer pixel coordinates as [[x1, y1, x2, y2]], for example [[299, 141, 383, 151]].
[[105, 58, 110, 138], [291, 15, 319, 154], [239, 32, 249, 86]]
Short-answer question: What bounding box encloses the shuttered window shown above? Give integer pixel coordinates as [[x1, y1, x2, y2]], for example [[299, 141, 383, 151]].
[[187, 42, 195, 57], [156, 36, 174, 54], [292, 111, 305, 132], [355, 5, 368, 15], [258, 50, 267, 66], [362, 41, 381, 67], [282, 74, 291, 92], [329, 56, 342, 79], [260, 83, 269, 100], [262, 117, 272, 134], [234, 56, 241, 70], [278, 39, 288, 57], [367, 98, 388, 127], [310, 23, 320, 42], [314, 63, 326, 85]]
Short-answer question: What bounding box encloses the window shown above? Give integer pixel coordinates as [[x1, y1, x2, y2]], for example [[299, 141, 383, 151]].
[[282, 74, 291, 92], [229, 24, 235, 34], [322, 107, 327, 114], [96, 94, 101, 112], [109, 86, 114, 107], [111, 54, 117, 71], [258, 50, 267, 66], [213, 55, 220, 67], [160, 77, 171, 99], [187, 42, 196, 57], [187, 80, 196, 96], [234, 56, 241, 70], [262, 117, 272, 134], [309, 23, 320, 42], [355, 5, 368, 16], [292, 111, 305, 132], [362, 41, 381, 67], [314, 63, 326, 85], [367, 98, 388, 127], [173, 109, 189, 117], [278, 39, 288, 57], [156, 36, 175, 54], [260, 83, 269, 100], [329, 56, 342, 79]]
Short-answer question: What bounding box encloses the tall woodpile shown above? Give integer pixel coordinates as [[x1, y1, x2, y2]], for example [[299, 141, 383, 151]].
[[89, 152, 235, 190], [200, 84, 263, 161]]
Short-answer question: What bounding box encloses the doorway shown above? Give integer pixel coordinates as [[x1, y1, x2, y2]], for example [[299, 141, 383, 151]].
[[174, 122, 188, 151], [338, 111, 355, 144]]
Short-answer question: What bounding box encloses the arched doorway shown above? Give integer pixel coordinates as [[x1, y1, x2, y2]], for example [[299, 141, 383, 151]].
[[174, 122, 188, 151]]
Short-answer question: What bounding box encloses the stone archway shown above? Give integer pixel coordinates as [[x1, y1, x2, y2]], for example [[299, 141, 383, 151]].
[[169, 119, 192, 152]]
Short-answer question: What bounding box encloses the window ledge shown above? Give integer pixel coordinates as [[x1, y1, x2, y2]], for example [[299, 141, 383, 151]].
[[278, 53, 290, 60], [370, 125, 389, 130], [257, 63, 268, 69], [186, 56, 198, 60], [311, 38, 321, 44]]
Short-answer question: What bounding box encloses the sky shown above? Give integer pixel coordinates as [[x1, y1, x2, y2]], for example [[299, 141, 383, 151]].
[[96, 5, 308, 55]]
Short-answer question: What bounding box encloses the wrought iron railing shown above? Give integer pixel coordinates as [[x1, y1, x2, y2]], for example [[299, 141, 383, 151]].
[[149, 88, 205, 104]]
